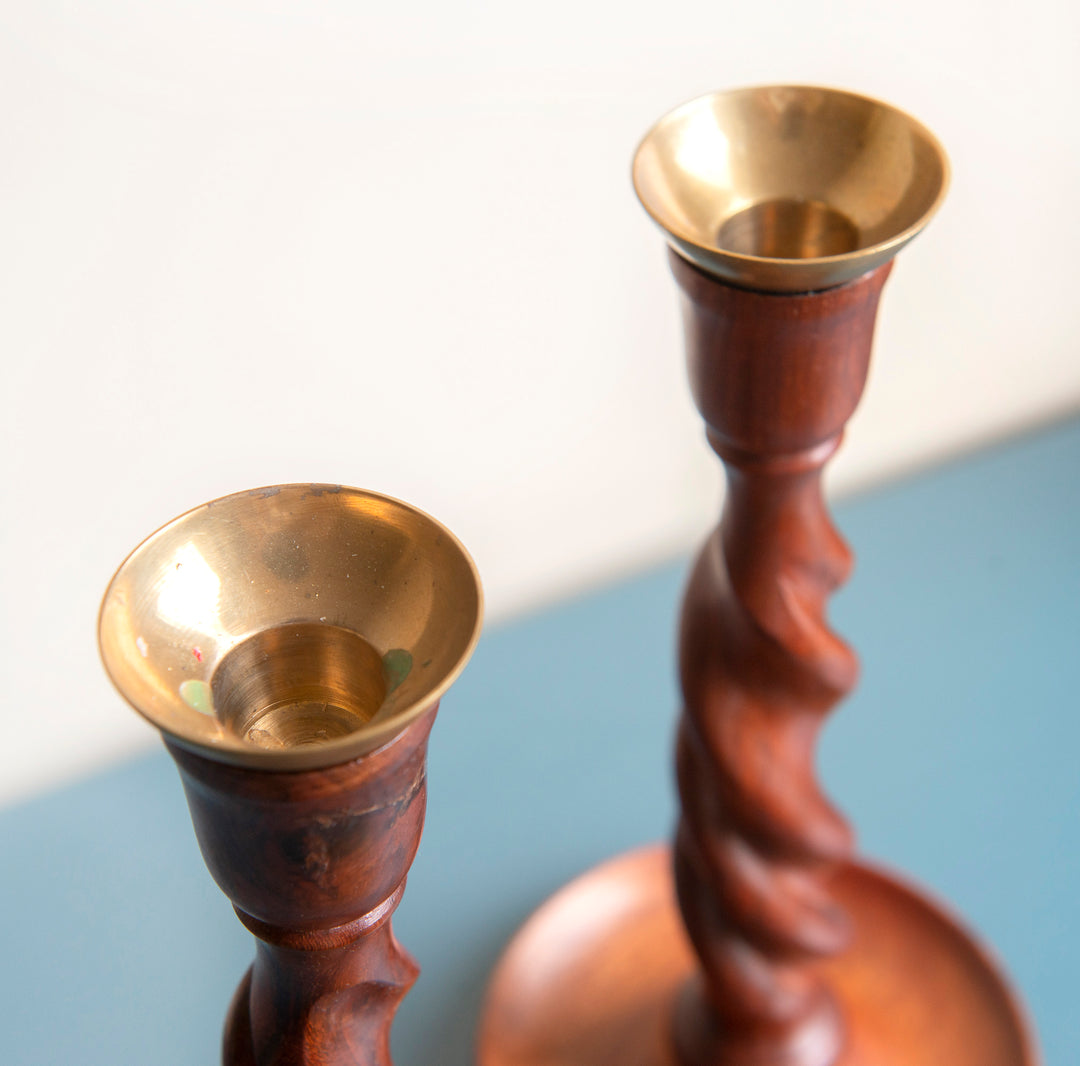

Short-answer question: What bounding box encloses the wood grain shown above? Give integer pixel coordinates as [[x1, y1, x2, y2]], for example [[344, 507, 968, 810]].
[[669, 255, 891, 1066], [166, 707, 436, 1066]]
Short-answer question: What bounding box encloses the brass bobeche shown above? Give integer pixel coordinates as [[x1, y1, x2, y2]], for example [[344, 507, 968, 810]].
[[99, 484, 482, 771], [633, 85, 949, 291]]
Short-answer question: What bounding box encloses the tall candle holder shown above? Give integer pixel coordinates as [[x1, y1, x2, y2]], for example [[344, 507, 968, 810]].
[[99, 484, 482, 1066], [478, 86, 1037, 1066]]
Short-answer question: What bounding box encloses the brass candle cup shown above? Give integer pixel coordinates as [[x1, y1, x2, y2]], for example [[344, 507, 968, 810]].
[[632, 84, 949, 293], [99, 484, 482, 1066]]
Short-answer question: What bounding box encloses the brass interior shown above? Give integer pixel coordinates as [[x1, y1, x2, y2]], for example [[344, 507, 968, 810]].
[[212, 623, 387, 750], [717, 198, 860, 259], [632, 85, 949, 292], [98, 485, 483, 770]]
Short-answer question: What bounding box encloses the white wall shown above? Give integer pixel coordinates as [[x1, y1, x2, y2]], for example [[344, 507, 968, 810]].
[[2, 0, 1077, 809]]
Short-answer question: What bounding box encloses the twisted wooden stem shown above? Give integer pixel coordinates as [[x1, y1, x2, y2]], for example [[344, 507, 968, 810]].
[[223, 892, 419, 1065], [668, 253, 891, 1066], [167, 709, 436, 1066]]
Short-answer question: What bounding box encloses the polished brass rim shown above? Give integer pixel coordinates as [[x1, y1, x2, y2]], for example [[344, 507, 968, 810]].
[[99, 484, 483, 770], [632, 85, 949, 292]]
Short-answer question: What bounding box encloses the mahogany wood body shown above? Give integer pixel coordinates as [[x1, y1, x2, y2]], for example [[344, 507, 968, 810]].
[[477, 253, 1034, 1066], [669, 252, 890, 1066], [166, 707, 437, 1066]]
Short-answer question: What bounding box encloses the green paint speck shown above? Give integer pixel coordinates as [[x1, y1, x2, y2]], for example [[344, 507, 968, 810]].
[[180, 679, 214, 715], [382, 649, 413, 694]]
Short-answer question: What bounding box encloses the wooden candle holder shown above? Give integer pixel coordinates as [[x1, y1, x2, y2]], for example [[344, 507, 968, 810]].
[[668, 255, 890, 1066], [99, 484, 482, 1066], [169, 715, 432, 1065], [478, 87, 1037, 1066]]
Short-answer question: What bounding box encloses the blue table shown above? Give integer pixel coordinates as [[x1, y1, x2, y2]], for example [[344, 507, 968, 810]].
[[3, 419, 1077, 1065]]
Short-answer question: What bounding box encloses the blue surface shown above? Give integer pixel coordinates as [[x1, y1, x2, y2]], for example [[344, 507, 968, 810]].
[[2, 419, 1077, 1065]]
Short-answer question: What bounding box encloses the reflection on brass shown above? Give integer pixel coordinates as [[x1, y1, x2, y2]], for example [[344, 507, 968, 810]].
[[99, 484, 483, 770], [632, 85, 949, 291]]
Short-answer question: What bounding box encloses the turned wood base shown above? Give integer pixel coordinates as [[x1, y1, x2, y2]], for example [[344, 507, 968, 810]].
[[477, 845, 1037, 1066]]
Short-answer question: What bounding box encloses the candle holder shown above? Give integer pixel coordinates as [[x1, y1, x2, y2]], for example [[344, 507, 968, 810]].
[[99, 484, 482, 1066], [478, 87, 1037, 1066]]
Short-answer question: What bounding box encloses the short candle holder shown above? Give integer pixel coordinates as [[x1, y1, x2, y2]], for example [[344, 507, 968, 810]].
[[99, 484, 482, 1066], [478, 86, 1037, 1066]]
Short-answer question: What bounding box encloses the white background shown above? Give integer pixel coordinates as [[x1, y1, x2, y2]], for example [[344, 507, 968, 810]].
[[2, 0, 1077, 808]]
